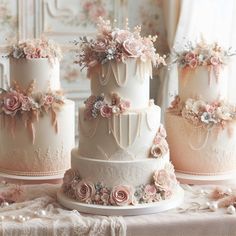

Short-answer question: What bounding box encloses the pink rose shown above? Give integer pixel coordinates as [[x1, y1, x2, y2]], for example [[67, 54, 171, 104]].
[[74, 180, 95, 202], [42, 94, 54, 106], [110, 185, 133, 206], [123, 39, 143, 57], [112, 29, 132, 43], [2, 91, 22, 116], [93, 40, 107, 52], [153, 169, 176, 191], [210, 56, 220, 65], [63, 169, 78, 185], [100, 105, 113, 118], [20, 95, 32, 111], [119, 100, 130, 112], [189, 58, 198, 69], [184, 52, 195, 62]]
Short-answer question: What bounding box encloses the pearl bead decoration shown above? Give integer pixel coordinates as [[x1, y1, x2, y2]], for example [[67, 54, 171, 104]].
[[209, 202, 218, 212], [227, 205, 236, 215]]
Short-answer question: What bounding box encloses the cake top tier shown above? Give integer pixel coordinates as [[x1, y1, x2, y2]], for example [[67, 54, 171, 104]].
[[8, 38, 62, 61], [74, 17, 165, 70], [173, 40, 235, 69]]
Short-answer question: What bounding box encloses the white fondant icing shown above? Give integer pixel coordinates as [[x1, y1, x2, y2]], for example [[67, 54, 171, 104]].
[[0, 100, 75, 176], [78, 104, 161, 160], [178, 66, 228, 103], [71, 148, 169, 187], [9, 58, 60, 92], [90, 58, 152, 109], [165, 112, 236, 175]]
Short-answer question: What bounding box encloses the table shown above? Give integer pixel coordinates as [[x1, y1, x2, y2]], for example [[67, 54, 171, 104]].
[[0, 183, 236, 236]]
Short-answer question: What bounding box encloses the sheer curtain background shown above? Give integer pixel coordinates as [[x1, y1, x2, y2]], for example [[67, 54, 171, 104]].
[[158, 0, 236, 119]]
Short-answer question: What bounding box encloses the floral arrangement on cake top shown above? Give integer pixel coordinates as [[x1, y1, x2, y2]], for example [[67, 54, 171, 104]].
[[74, 17, 166, 69], [0, 81, 64, 143], [8, 38, 62, 61], [84, 93, 130, 120], [62, 163, 177, 206], [150, 124, 169, 158], [172, 39, 236, 69], [168, 96, 236, 129]]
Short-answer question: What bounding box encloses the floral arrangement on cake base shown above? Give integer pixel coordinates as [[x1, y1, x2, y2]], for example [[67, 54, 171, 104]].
[[0, 81, 64, 143], [8, 38, 62, 61], [84, 93, 130, 120], [62, 163, 177, 206], [74, 17, 166, 70], [150, 124, 169, 158], [168, 96, 236, 129]]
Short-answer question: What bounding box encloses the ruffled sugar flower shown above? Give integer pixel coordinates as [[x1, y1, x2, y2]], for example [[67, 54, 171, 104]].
[[100, 105, 112, 118], [110, 185, 133, 206], [63, 169, 78, 186], [142, 184, 158, 203], [1, 91, 22, 116], [74, 180, 96, 203], [74, 17, 165, 69]]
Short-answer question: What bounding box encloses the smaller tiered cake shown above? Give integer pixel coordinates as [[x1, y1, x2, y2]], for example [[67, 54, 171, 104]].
[[166, 41, 236, 183], [57, 18, 184, 216], [0, 39, 75, 179]]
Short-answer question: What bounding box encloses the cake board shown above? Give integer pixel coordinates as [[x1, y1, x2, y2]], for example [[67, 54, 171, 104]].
[[0, 172, 63, 185], [57, 186, 184, 216], [176, 171, 236, 185]]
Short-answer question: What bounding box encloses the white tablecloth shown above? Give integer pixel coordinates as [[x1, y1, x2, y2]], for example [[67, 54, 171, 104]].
[[0, 183, 236, 236]]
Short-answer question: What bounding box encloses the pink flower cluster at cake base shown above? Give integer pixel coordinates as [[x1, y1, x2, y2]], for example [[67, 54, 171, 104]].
[[84, 93, 130, 120], [74, 17, 166, 69], [9, 38, 62, 61], [150, 124, 169, 158], [168, 96, 236, 128], [62, 163, 177, 206], [173, 40, 236, 69]]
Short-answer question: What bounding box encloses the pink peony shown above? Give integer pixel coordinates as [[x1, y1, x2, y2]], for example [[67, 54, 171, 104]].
[[153, 169, 176, 191], [123, 38, 143, 58], [112, 29, 132, 43], [100, 105, 113, 118], [184, 52, 196, 62], [74, 180, 95, 202], [110, 185, 133, 206], [2, 91, 22, 116], [189, 58, 198, 69], [210, 56, 220, 65], [63, 169, 78, 185], [119, 100, 130, 112]]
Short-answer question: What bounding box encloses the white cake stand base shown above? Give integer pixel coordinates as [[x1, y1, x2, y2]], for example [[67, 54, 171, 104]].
[[57, 186, 184, 216], [0, 172, 63, 184], [176, 171, 236, 185]]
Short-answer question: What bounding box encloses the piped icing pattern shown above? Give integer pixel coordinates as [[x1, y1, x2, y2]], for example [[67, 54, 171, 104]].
[[0, 80, 64, 143], [62, 162, 177, 206]]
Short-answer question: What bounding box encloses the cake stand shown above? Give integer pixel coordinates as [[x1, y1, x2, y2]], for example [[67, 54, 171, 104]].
[[57, 186, 184, 216]]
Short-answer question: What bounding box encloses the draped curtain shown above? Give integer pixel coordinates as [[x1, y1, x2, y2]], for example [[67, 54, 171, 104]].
[[158, 0, 236, 119]]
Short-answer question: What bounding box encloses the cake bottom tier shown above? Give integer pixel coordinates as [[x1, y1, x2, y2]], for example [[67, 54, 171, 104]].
[[0, 99, 75, 176], [165, 112, 236, 175], [61, 149, 179, 207]]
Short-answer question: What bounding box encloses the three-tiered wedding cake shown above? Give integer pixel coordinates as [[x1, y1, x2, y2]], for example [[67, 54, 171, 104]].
[[166, 41, 236, 183], [0, 39, 74, 179], [58, 19, 183, 215]]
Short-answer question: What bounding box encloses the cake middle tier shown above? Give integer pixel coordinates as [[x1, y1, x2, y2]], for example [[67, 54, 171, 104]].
[[89, 58, 152, 109], [79, 103, 161, 160]]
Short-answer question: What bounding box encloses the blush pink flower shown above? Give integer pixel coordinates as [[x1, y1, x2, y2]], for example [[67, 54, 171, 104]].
[[189, 58, 198, 69], [93, 40, 107, 52], [20, 95, 32, 111], [112, 29, 131, 43], [42, 94, 55, 106], [100, 105, 113, 118], [110, 185, 133, 206], [119, 100, 130, 112], [74, 180, 95, 202], [63, 169, 78, 185], [153, 169, 176, 191], [2, 91, 22, 116], [123, 38, 143, 58], [184, 52, 196, 62], [210, 56, 220, 65], [144, 184, 157, 196], [150, 139, 169, 158]]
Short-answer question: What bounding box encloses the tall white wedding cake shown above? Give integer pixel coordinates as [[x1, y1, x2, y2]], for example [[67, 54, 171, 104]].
[[58, 18, 183, 215], [166, 40, 236, 183], [0, 39, 74, 179]]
